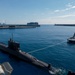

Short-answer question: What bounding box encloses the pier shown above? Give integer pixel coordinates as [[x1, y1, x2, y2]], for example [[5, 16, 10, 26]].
[[0, 22, 40, 29]]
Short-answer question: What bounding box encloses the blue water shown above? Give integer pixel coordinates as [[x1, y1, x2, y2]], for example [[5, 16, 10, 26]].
[[0, 25, 75, 75]]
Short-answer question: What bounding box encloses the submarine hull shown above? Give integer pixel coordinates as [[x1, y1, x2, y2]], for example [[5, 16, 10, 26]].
[[0, 43, 49, 70]]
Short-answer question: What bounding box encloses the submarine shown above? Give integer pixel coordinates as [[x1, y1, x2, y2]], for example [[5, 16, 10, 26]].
[[0, 38, 61, 74]]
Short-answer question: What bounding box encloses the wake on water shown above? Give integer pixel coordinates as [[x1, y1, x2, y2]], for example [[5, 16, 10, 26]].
[[49, 67, 66, 75], [28, 41, 66, 54], [28, 41, 67, 75]]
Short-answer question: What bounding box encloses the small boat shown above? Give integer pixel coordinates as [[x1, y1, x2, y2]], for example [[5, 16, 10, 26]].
[[0, 62, 13, 75], [67, 33, 75, 43]]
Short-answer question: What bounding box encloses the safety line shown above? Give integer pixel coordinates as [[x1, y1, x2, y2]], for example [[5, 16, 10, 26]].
[[28, 41, 66, 54]]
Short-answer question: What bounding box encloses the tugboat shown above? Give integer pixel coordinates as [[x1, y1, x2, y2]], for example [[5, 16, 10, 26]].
[[0, 38, 61, 74], [67, 33, 75, 43]]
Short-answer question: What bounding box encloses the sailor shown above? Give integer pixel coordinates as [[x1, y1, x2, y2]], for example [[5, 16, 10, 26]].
[[48, 64, 51, 70], [9, 38, 13, 42]]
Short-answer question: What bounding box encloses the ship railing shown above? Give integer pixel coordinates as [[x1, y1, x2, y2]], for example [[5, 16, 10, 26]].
[[0, 42, 7, 47], [1, 62, 13, 75]]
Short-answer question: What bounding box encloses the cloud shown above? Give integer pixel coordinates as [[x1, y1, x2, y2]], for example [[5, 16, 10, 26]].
[[38, 17, 75, 24], [37, 3, 75, 24], [37, 13, 75, 24], [58, 14, 75, 18], [45, 8, 50, 10], [54, 10, 60, 12], [72, 6, 75, 8], [54, 3, 75, 13], [66, 3, 72, 7]]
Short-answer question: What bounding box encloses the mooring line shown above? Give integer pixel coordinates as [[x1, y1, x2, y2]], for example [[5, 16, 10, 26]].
[[28, 41, 66, 54]]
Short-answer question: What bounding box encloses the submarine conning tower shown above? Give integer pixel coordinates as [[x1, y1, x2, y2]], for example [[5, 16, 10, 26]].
[[8, 38, 20, 51]]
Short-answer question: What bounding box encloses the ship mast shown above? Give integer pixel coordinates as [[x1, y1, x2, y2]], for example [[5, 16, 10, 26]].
[[10, 33, 13, 41], [12, 33, 13, 40]]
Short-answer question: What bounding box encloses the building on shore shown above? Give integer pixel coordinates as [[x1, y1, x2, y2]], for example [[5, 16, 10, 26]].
[[0, 22, 40, 29]]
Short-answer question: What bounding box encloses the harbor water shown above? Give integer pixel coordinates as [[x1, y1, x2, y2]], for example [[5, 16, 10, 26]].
[[0, 25, 75, 75]]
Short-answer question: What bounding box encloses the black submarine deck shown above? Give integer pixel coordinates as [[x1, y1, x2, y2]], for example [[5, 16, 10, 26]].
[[0, 39, 49, 70]]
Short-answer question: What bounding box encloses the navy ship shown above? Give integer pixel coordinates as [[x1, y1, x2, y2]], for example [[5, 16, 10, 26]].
[[67, 33, 75, 43], [0, 38, 61, 74]]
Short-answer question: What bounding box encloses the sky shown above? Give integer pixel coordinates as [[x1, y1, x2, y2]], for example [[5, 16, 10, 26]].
[[0, 0, 75, 24]]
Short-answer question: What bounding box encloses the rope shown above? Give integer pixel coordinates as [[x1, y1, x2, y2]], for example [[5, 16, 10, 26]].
[[28, 41, 66, 54]]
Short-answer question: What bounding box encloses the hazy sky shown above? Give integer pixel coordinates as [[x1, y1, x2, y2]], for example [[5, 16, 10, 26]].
[[0, 0, 75, 24]]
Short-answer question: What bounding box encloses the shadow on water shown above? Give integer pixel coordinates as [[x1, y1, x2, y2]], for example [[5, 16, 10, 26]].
[[67, 42, 75, 46]]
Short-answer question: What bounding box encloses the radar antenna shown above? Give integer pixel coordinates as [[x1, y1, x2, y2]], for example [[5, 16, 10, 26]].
[[10, 33, 14, 41]]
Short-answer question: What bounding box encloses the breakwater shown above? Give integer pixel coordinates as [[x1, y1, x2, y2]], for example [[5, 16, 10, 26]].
[[0, 22, 40, 29], [55, 24, 75, 26]]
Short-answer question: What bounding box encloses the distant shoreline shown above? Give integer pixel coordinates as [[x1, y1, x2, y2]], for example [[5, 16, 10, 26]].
[[55, 24, 75, 26], [0, 22, 40, 29]]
